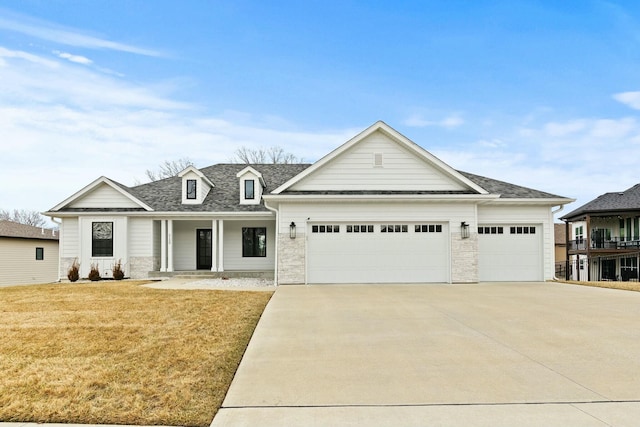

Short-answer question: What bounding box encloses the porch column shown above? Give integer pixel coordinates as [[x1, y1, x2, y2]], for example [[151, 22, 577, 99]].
[[211, 219, 218, 272], [167, 219, 174, 272], [217, 220, 224, 272], [586, 214, 591, 281], [160, 220, 167, 272]]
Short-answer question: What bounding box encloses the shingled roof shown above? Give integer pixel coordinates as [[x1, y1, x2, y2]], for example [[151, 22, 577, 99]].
[[0, 220, 59, 240], [562, 183, 640, 221], [53, 163, 568, 213], [126, 163, 312, 212]]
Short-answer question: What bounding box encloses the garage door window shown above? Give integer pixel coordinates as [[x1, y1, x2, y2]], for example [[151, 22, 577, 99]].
[[415, 224, 443, 233], [242, 227, 266, 257], [510, 226, 536, 234], [478, 226, 504, 234], [347, 225, 374, 233], [381, 225, 407, 233], [312, 225, 340, 233]]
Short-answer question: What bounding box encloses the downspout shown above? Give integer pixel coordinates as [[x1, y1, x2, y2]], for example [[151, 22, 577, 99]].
[[263, 200, 279, 286], [51, 217, 62, 282], [551, 205, 566, 282]]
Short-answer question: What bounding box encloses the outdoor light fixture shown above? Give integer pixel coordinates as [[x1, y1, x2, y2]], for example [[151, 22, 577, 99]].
[[289, 221, 297, 239], [461, 221, 470, 239]]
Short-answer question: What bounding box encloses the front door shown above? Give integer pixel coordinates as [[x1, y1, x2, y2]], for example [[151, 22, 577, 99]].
[[196, 229, 212, 270], [602, 259, 616, 281]]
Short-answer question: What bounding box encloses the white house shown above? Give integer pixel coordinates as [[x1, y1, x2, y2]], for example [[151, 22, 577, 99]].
[[45, 121, 573, 284]]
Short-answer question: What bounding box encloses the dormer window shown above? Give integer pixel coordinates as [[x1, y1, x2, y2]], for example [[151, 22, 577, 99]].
[[186, 180, 197, 199], [245, 180, 255, 200], [178, 166, 214, 205], [236, 166, 265, 205]]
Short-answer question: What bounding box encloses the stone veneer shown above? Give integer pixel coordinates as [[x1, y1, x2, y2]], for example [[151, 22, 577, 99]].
[[450, 232, 479, 283], [128, 256, 154, 279], [277, 234, 306, 284]]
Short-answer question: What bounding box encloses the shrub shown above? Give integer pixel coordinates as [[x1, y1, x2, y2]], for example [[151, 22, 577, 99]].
[[112, 259, 125, 280], [88, 263, 101, 281], [67, 259, 80, 282]]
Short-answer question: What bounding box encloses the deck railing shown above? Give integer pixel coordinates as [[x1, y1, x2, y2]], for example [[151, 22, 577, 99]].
[[569, 238, 640, 251]]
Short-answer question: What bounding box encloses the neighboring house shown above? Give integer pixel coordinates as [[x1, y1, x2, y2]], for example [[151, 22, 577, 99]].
[[561, 183, 640, 282], [0, 220, 59, 286], [554, 223, 567, 278], [44, 121, 573, 284]]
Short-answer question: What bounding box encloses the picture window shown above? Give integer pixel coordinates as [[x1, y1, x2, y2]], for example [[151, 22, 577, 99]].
[[92, 222, 113, 257], [242, 227, 266, 257]]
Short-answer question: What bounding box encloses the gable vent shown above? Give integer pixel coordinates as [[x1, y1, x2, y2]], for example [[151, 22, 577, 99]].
[[373, 152, 383, 167]]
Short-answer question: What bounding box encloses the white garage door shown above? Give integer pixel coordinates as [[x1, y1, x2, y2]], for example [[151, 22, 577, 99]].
[[307, 223, 449, 284], [478, 225, 542, 281]]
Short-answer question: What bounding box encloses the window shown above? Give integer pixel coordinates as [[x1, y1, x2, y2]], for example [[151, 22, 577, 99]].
[[347, 225, 374, 233], [245, 180, 255, 200], [575, 225, 584, 242], [92, 222, 113, 257], [415, 224, 443, 233], [186, 179, 197, 199], [35, 247, 44, 260], [510, 226, 536, 235], [478, 226, 503, 235], [312, 225, 340, 233], [381, 224, 408, 233], [242, 227, 266, 257]]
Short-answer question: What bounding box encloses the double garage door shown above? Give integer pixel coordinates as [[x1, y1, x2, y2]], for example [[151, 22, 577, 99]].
[[478, 224, 543, 281], [307, 223, 449, 284]]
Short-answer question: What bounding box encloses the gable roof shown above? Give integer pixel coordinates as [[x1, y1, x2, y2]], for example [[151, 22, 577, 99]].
[[50, 176, 154, 212], [562, 183, 640, 220], [0, 220, 59, 241], [457, 171, 567, 199], [272, 121, 489, 195], [178, 166, 216, 187]]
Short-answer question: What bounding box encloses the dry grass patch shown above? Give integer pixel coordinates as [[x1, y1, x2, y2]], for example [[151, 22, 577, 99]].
[[557, 279, 640, 292], [0, 281, 272, 426]]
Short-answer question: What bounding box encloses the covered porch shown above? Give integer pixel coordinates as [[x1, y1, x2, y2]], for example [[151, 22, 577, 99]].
[[150, 217, 276, 277]]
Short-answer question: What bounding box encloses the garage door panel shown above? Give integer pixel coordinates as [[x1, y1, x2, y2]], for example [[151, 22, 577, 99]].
[[478, 225, 542, 281], [307, 223, 449, 284]]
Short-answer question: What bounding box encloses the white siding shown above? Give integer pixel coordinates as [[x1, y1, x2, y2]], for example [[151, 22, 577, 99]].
[[78, 216, 128, 278], [69, 184, 140, 208], [61, 217, 78, 257], [173, 220, 211, 270], [0, 238, 59, 285], [290, 130, 468, 192], [129, 217, 153, 257], [223, 221, 275, 270]]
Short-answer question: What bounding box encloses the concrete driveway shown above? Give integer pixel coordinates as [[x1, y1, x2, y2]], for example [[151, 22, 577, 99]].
[[212, 283, 640, 426]]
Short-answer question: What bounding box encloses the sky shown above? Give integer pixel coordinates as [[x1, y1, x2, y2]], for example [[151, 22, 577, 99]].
[[2, 0, 640, 224]]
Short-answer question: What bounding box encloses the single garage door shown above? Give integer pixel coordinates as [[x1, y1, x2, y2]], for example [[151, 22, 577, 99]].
[[307, 223, 449, 284], [478, 225, 542, 281]]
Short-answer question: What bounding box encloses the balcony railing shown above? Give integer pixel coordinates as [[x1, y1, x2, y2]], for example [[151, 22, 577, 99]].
[[569, 238, 640, 251]]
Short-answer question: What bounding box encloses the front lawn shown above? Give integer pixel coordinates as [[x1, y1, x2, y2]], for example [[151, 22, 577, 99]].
[[0, 281, 272, 426]]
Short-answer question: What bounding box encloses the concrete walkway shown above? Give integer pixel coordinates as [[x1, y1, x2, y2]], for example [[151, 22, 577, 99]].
[[212, 282, 640, 426]]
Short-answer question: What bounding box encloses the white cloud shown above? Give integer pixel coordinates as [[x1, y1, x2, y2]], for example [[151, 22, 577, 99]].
[[403, 113, 464, 129], [613, 91, 640, 109], [54, 50, 92, 65], [0, 9, 162, 57], [590, 117, 636, 139], [544, 119, 587, 137]]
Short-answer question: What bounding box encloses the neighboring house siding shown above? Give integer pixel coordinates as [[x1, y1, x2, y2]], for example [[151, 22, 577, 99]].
[[0, 238, 59, 285], [68, 184, 140, 208], [289, 130, 468, 192]]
